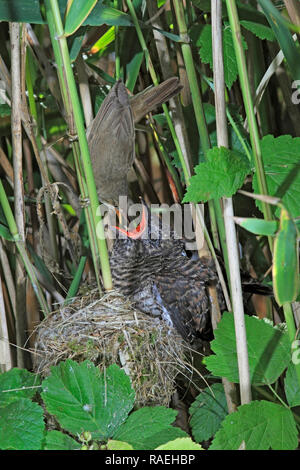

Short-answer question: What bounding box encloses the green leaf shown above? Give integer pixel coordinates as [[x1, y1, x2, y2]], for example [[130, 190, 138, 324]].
[[41, 361, 135, 438], [205, 313, 290, 385], [183, 147, 250, 203], [234, 217, 278, 236], [65, 0, 98, 36], [240, 20, 275, 41], [0, 0, 44, 23], [0, 368, 40, 407], [81, 2, 132, 27], [210, 400, 298, 450], [189, 383, 228, 442], [156, 438, 203, 450], [190, 24, 247, 89], [0, 223, 14, 241], [253, 135, 300, 218], [258, 0, 300, 81], [44, 430, 80, 450], [0, 103, 11, 117], [0, 398, 44, 450], [273, 207, 299, 306], [114, 407, 187, 450], [107, 440, 134, 450], [0, 0, 131, 26], [284, 362, 300, 408]]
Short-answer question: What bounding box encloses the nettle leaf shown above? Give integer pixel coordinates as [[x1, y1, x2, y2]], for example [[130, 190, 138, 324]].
[[113, 407, 187, 450], [205, 313, 290, 385], [240, 20, 275, 41], [284, 362, 300, 408], [0, 368, 41, 408], [41, 360, 135, 438], [0, 398, 44, 450], [156, 438, 203, 450], [210, 400, 298, 450], [253, 135, 300, 218], [183, 147, 250, 203], [190, 24, 247, 89], [189, 383, 228, 442], [44, 430, 80, 450]]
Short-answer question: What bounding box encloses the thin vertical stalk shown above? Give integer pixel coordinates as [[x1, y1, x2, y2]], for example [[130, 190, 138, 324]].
[[225, 1, 273, 231], [114, 0, 121, 80], [10, 22, 27, 367], [0, 271, 13, 371], [212, 0, 251, 406], [44, 0, 112, 291], [172, 0, 229, 262], [0, 180, 50, 316]]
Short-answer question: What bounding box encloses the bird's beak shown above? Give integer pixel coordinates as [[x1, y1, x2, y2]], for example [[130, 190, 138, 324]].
[[113, 203, 147, 240]]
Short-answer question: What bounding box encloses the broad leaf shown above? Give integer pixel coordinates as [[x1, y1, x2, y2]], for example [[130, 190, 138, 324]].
[[253, 135, 300, 218], [183, 147, 250, 203], [210, 400, 298, 450], [0, 368, 40, 407], [41, 361, 135, 438], [44, 430, 80, 450], [284, 362, 300, 408], [0, 398, 44, 450], [113, 407, 187, 450], [205, 313, 290, 385], [189, 383, 228, 442]]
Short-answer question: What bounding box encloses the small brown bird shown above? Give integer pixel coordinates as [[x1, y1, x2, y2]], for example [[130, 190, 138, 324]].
[[87, 78, 183, 205]]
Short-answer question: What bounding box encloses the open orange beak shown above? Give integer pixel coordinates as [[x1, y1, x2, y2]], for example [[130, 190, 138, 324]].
[[113, 203, 147, 239]]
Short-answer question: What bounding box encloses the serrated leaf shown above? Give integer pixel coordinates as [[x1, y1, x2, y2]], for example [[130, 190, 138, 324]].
[[156, 438, 203, 450], [0, 398, 44, 450], [41, 360, 135, 438], [253, 135, 300, 218], [107, 440, 134, 450], [44, 430, 80, 450], [113, 407, 187, 450], [240, 20, 275, 41], [183, 147, 250, 203], [189, 383, 228, 442], [190, 24, 247, 89], [210, 400, 298, 450], [0, 368, 40, 407], [284, 362, 300, 408], [205, 313, 290, 385]]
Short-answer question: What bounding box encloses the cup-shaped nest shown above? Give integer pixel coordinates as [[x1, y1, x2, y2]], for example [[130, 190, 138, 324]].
[[33, 289, 193, 408]]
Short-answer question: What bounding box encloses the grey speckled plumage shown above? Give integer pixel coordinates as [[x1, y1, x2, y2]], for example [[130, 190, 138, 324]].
[[109, 207, 224, 342]]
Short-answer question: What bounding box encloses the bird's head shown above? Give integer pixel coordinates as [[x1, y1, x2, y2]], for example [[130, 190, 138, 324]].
[[111, 199, 185, 258]]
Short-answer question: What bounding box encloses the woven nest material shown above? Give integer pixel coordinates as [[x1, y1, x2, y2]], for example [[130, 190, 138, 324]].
[[33, 289, 192, 408]]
